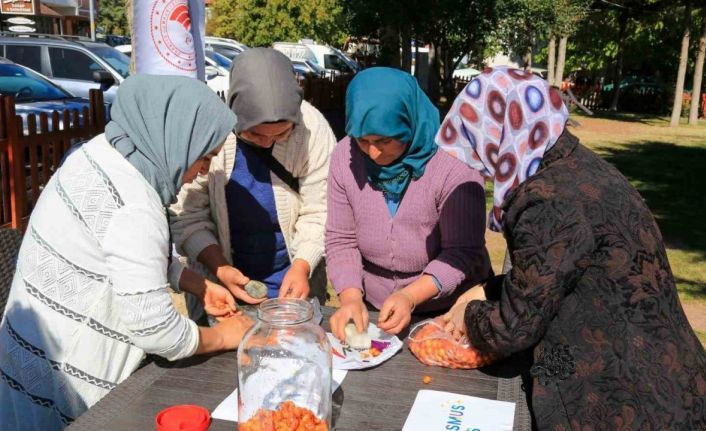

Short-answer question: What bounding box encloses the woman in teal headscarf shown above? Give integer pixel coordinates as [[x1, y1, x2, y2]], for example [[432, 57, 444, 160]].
[[0, 75, 252, 431], [327, 67, 491, 340]]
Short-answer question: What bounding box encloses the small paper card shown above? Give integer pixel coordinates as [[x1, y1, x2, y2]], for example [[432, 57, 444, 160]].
[[211, 369, 348, 422], [402, 390, 515, 431], [327, 323, 403, 370]]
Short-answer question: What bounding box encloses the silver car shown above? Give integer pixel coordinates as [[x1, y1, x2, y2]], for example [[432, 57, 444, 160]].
[[205, 36, 248, 60], [0, 34, 129, 104]]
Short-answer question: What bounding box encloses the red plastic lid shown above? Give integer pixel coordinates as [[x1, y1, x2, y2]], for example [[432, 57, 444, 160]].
[[155, 404, 211, 431]]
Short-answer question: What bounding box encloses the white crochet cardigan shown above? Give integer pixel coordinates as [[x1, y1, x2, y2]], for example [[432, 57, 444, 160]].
[[0, 136, 198, 430]]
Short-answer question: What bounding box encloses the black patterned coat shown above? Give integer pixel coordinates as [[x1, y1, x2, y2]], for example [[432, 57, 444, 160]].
[[465, 131, 706, 430]]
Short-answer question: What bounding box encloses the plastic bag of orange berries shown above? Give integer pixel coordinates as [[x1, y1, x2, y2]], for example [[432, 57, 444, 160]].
[[408, 318, 498, 369]]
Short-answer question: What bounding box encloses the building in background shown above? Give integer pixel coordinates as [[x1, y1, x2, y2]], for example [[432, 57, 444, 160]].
[[0, 0, 94, 36]]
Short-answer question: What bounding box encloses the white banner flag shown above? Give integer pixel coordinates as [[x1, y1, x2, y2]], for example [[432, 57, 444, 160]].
[[133, 0, 205, 79]]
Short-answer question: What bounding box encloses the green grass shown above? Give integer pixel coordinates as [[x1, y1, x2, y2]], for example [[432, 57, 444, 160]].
[[573, 114, 706, 304], [695, 330, 706, 347], [484, 114, 706, 305]]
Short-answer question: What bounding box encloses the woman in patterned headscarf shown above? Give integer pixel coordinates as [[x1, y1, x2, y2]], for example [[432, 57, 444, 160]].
[[438, 67, 706, 430]]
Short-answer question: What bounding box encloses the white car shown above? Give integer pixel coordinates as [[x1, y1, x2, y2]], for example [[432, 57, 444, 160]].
[[205, 36, 248, 60], [113, 45, 229, 95], [272, 41, 357, 76]]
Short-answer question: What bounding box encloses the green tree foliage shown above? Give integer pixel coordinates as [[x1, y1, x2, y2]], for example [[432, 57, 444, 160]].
[[492, 0, 590, 68], [98, 0, 129, 35], [342, 0, 499, 102], [564, 3, 702, 87], [494, 0, 556, 64], [552, 0, 591, 36], [420, 0, 499, 99], [209, 0, 346, 47]]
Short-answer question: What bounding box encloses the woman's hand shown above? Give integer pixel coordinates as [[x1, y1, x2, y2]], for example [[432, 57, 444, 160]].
[[214, 313, 254, 350], [442, 283, 486, 340], [330, 288, 368, 342], [217, 265, 265, 304], [279, 259, 310, 300], [377, 290, 415, 335], [196, 312, 254, 354], [202, 279, 238, 318], [197, 245, 264, 304]]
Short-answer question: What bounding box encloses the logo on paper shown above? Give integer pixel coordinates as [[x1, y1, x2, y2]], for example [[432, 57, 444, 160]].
[[149, 0, 196, 72], [444, 403, 480, 431]]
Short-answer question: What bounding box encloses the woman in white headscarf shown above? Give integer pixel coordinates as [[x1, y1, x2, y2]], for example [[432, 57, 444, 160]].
[[170, 48, 336, 310], [0, 75, 252, 431]]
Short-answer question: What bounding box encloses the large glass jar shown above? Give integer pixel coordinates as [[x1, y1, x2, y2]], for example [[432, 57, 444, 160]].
[[238, 298, 332, 431]]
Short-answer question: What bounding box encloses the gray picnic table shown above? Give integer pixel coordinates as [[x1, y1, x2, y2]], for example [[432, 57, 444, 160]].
[[67, 307, 532, 431]]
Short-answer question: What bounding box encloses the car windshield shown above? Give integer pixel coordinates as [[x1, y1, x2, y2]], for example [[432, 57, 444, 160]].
[[293, 63, 309, 75], [88, 46, 130, 78], [333, 48, 358, 70], [323, 54, 352, 72], [0, 63, 70, 102], [306, 61, 326, 74], [206, 50, 232, 70], [210, 45, 243, 60]]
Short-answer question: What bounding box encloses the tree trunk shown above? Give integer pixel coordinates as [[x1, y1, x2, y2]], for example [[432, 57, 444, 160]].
[[401, 25, 412, 73], [441, 49, 465, 104], [689, 8, 706, 125], [426, 42, 441, 105], [671, 0, 693, 127], [380, 24, 401, 68], [610, 11, 629, 111], [441, 44, 454, 102], [523, 50, 532, 71], [555, 35, 568, 86], [547, 36, 557, 85]]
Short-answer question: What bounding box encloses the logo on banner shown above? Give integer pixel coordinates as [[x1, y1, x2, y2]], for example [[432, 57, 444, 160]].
[[150, 0, 196, 72]]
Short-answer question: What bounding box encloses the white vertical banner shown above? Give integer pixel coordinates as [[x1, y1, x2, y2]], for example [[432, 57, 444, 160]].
[[133, 0, 205, 79]]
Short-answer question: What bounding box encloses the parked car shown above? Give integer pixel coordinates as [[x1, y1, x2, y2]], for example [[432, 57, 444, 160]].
[[205, 49, 232, 74], [452, 67, 481, 80], [114, 45, 229, 95], [0, 33, 128, 104], [273, 41, 357, 76], [602, 74, 663, 92], [0, 57, 109, 132], [291, 59, 327, 78], [205, 37, 248, 60], [97, 34, 130, 47]]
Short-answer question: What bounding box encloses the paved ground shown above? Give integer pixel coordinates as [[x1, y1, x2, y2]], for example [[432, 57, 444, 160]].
[[682, 301, 706, 334]]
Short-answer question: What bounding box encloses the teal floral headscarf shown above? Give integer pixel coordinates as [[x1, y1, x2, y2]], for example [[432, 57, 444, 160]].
[[345, 67, 439, 200]]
